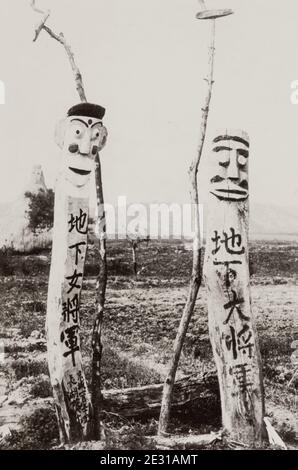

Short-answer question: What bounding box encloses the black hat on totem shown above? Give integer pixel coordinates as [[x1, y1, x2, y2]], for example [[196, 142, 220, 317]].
[[67, 102, 106, 120]]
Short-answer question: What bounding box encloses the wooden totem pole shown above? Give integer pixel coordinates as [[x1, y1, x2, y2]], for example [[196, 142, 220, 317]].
[[203, 129, 265, 444], [46, 103, 107, 443]]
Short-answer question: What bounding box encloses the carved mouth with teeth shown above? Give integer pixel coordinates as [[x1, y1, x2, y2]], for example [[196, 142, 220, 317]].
[[69, 167, 91, 175]]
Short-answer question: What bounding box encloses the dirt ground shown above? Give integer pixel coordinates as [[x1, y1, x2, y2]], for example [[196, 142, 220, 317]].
[[0, 239, 297, 450]]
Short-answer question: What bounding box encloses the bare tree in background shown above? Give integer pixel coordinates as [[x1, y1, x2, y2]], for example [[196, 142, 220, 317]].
[[126, 229, 150, 277]]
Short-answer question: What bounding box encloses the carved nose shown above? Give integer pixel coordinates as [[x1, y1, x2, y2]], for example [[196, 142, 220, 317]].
[[227, 176, 240, 182], [79, 140, 91, 156], [227, 154, 240, 181]]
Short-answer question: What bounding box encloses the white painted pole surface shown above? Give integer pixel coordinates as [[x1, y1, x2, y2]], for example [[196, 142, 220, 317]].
[[203, 129, 265, 444], [47, 181, 91, 442], [46, 107, 107, 443]]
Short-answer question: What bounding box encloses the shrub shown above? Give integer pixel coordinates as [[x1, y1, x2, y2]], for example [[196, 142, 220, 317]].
[[19, 317, 44, 338], [11, 359, 49, 380], [0, 245, 15, 276], [2, 407, 58, 450], [101, 346, 161, 389], [31, 376, 52, 398], [23, 300, 46, 313], [25, 189, 54, 233], [105, 420, 157, 450]]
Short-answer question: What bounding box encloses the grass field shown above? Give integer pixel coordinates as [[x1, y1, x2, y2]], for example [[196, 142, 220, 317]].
[[0, 239, 297, 449]]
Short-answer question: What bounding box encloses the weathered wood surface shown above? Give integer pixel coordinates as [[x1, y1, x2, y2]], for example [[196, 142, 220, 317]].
[[264, 417, 287, 450], [102, 372, 219, 417], [46, 179, 92, 443], [203, 129, 265, 444], [154, 431, 222, 450]]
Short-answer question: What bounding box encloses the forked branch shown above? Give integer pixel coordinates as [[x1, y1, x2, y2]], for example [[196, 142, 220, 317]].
[[30, 0, 87, 102]]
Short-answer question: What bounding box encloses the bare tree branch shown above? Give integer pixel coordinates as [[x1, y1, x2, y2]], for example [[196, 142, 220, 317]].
[[126, 231, 150, 276], [33, 12, 50, 41], [30, 1, 87, 102]]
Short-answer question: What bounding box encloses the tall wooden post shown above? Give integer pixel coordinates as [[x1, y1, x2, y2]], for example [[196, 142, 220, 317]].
[[46, 103, 107, 443], [203, 129, 265, 444]]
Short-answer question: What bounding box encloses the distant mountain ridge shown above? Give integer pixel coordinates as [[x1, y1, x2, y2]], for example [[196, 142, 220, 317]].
[[0, 166, 297, 250], [250, 203, 298, 236]]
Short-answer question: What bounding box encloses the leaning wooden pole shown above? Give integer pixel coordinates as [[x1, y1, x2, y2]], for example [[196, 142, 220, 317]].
[[91, 152, 108, 439], [158, 4, 234, 436], [158, 19, 215, 437], [203, 129, 265, 444]]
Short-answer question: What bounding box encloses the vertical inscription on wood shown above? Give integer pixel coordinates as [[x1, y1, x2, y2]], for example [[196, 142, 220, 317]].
[[203, 129, 264, 444], [62, 197, 90, 430], [46, 103, 107, 443]]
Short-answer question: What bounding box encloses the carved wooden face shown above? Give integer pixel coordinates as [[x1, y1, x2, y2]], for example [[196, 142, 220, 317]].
[[56, 115, 108, 187], [210, 130, 249, 202]]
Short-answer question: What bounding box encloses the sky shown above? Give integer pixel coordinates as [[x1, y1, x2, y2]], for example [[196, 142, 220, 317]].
[[1, 0, 298, 208]]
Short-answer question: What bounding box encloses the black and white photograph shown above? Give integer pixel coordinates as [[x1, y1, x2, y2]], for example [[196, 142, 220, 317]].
[[0, 0, 298, 457]]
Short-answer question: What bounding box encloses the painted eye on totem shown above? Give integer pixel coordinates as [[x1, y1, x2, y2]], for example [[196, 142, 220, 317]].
[[237, 149, 248, 167], [71, 124, 85, 139], [91, 127, 102, 140], [237, 155, 247, 167]]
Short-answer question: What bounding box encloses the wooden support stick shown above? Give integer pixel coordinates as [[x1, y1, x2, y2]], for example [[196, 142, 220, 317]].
[[91, 153, 108, 439], [158, 19, 216, 436]]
